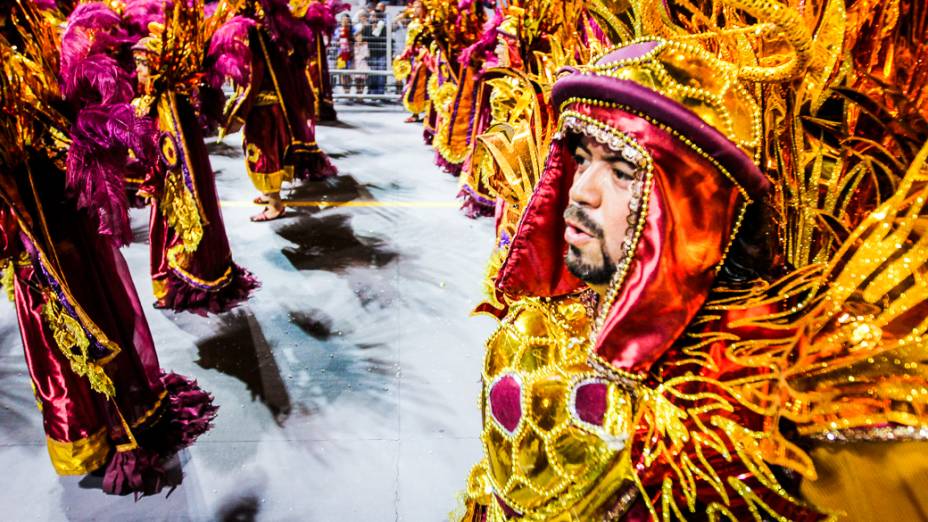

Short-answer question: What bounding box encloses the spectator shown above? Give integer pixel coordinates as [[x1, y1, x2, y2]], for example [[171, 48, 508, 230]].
[[335, 13, 353, 94], [391, 7, 409, 94], [353, 31, 370, 97], [364, 6, 387, 95], [353, 8, 369, 34]]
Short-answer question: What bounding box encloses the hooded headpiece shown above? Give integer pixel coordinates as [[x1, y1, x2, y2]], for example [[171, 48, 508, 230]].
[[496, 38, 769, 377]]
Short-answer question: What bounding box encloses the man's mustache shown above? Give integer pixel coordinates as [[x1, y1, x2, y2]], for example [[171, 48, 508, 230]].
[[563, 205, 604, 240]]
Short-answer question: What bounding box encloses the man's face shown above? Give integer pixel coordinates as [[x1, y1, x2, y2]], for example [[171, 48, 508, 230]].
[[563, 134, 640, 286], [135, 58, 151, 92]]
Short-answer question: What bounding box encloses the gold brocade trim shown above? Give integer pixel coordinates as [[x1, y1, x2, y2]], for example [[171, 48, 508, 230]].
[[166, 244, 235, 290], [42, 292, 115, 398], [123, 177, 145, 185], [14, 169, 122, 362], [46, 428, 110, 475], [254, 91, 279, 106], [161, 169, 204, 254], [246, 143, 293, 193], [1, 258, 14, 302], [162, 93, 208, 223]]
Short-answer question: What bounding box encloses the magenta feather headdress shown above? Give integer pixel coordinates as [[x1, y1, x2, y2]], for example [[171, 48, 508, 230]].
[[60, 2, 158, 247], [205, 15, 256, 89], [60, 3, 131, 100], [305, 0, 350, 35], [122, 0, 172, 37]]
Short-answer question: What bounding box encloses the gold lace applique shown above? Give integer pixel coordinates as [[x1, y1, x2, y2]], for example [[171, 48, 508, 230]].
[[41, 292, 115, 398]]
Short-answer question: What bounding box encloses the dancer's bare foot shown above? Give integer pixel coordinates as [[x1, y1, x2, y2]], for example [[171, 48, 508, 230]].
[[250, 205, 285, 222]]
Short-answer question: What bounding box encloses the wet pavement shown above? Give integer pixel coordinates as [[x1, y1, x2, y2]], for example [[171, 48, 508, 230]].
[[0, 106, 497, 521]]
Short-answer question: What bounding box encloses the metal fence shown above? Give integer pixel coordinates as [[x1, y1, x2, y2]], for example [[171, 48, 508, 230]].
[[326, 10, 405, 101]]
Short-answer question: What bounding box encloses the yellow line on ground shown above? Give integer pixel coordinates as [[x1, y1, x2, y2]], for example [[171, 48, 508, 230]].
[[219, 200, 459, 208]]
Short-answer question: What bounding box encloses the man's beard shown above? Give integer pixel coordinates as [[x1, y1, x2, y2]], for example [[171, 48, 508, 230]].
[[563, 205, 617, 285], [566, 245, 616, 285]]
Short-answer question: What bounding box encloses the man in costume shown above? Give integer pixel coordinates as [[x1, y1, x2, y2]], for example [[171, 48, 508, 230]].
[[211, 0, 337, 222], [302, 0, 349, 123], [0, 1, 216, 495], [460, 37, 823, 520], [129, 1, 258, 313], [459, 0, 928, 517]]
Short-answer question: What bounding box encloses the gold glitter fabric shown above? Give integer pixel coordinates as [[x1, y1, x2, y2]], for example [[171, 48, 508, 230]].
[[457, 0, 928, 519]]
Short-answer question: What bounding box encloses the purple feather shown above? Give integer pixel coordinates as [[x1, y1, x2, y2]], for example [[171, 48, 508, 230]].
[[123, 0, 171, 37], [63, 53, 134, 105], [60, 2, 131, 97], [206, 16, 256, 89], [305, 1, 349, 34], [66, 104, 157, 246]]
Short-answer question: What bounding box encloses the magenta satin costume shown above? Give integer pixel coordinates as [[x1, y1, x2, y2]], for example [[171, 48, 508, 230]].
[[0, 1, 217, 495], [0, 153, 217, 496], [227, 8, 337, 194], [141, 93, 258, 314]]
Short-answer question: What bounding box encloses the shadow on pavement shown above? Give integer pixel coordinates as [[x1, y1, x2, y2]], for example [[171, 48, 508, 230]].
[[284, 175, 373, 203], [196, 309, 292, 426], [207, 141, 245, 158], [275, 213, 398, 272], [216, 493, 261, 522]]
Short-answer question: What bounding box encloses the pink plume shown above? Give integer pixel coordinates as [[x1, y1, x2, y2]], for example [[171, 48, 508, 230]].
[[60, 2, 130, 100], [66, 105, 158, 247], [123, 0, 171, 36], [206, 16, 256, 89]]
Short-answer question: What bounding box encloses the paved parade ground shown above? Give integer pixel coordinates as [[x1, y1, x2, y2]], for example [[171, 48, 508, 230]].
[[0, 106, 497, 521]]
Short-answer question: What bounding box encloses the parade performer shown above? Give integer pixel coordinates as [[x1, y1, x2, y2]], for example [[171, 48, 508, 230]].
[[210, 0, 337, 222], [392, 0, 429, 124], [302, 0, 349, 123], [129, 0, 258, 313], [0, 1, 216, 495], [411, 0, 484, 177], [458, 0, 928, 519]]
